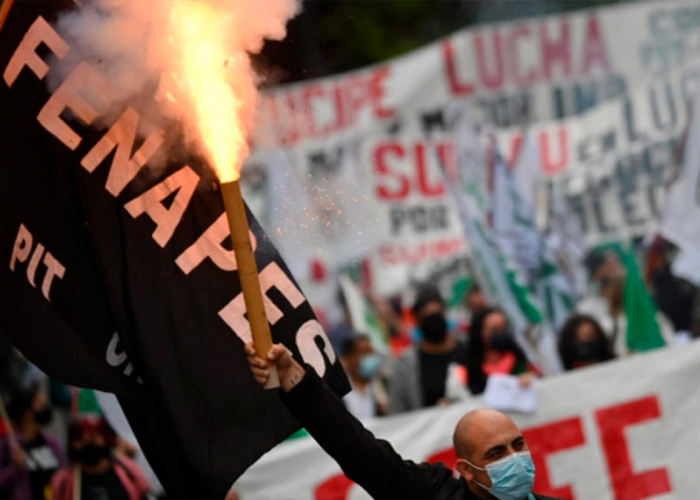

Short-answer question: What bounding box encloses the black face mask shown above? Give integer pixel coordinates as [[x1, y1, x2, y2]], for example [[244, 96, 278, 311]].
[[489, 329, 518, 353], [420, 313, 448, 344], [574, 340, 604, 362], [34, 407, 53, 426], [73, 444, 111, 466]]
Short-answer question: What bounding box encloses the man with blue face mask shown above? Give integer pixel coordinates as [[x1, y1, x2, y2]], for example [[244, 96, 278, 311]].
[[246, 343, 565, 500], [454, 409, 538, 500], [341, 335, 388, 419]]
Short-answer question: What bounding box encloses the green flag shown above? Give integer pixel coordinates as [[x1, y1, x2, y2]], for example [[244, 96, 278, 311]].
[[77, 388, 102, 415], [621, 247, 666, 352]]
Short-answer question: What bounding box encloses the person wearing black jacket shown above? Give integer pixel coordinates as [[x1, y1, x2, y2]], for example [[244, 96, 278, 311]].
[[245, 343, 564, 500]]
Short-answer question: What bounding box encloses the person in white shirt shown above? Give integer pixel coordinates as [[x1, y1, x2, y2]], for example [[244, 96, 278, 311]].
[[340, 335, 387, 420]]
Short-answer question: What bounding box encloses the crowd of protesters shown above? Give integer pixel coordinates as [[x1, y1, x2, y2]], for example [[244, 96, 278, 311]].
[[0, 372, 158, 500], [334, 243, 700, 421], [0, 369, 246, 500], [1, 241, 698, 499]]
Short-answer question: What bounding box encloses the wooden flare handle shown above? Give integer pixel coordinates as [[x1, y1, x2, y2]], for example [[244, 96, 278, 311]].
[[220, 180, 279, 389], [0, 0, 16, 35]]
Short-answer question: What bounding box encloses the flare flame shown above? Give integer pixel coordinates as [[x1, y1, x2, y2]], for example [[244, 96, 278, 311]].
[[53, 0, 301, 182], [167, 2, 248, 182]]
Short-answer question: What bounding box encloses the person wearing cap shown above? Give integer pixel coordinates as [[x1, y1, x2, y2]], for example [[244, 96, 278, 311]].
[[0, 387, 65, 500], [51, 416, 151, 500], [246, 343, 564, 500]]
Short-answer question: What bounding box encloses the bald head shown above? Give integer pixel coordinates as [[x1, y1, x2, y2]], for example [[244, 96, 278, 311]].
[[452, 409, 523, 461]]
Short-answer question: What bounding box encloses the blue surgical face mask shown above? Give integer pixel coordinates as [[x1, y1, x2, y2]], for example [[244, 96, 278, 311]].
[[464, 451, 535, 500], [358, 353, 382, 380]]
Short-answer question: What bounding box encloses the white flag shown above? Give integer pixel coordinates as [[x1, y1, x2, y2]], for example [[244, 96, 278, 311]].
[[661, 98, 700, 286], [448, 115, 557, 370]]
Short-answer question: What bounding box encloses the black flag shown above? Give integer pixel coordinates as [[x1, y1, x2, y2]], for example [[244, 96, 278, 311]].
[[0, 2, 348, 498]]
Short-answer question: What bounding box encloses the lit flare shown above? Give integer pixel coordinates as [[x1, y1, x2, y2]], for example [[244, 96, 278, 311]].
[[167, 1, 250, 181]]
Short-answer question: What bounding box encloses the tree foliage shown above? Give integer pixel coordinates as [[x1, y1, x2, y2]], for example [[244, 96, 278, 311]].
[[257, 0, 636, 85]]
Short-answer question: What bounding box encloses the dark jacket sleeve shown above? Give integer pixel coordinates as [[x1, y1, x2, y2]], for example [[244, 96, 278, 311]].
[[280, 368, 455, 500]]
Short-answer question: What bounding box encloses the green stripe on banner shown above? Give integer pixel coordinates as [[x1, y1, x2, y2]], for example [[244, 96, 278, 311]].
[[286, 428, 309, 441], [78, 388, 102, 415]]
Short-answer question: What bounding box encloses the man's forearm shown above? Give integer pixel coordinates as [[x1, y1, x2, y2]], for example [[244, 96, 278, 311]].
[[280, 362, 306, 392]]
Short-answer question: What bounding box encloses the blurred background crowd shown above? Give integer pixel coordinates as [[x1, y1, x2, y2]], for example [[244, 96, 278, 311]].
[[331, 240, 699, 421]]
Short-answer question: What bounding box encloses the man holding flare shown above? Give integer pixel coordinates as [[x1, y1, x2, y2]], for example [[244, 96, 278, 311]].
[[245, 343, 564, 500]]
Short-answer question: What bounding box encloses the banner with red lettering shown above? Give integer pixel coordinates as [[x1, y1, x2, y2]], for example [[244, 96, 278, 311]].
[[253, 0, 700, 149], [271, 60, 700, 295], [495, 59, 700, 244], [359, 136, 468, 296], [235, 341, 700, 499], [248, 133, 471, 299], [241, 0, 700, 302]]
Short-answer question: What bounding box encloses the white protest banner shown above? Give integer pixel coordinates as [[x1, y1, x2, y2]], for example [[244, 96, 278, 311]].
[[671, 248, 700, 287], [239, 1, 700, 303], [490, 144, 568, 374], [341, 53, 699, 295], [448, 118, 562, 374], [242, 2, 700, 303], [236, 341, 700, 500], [359, 135, 468, 297], [245, 133, 472, 300], [496, 59, 700, 245], [661, 98, 700, 286], [253, 61, 700, 304], [511, 130, 588, 319], [254, 0, 700, 149]]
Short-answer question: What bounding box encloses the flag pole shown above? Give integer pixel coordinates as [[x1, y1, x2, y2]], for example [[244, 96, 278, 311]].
[[0, 0, 14, 34], [220, 180, 279, 389]]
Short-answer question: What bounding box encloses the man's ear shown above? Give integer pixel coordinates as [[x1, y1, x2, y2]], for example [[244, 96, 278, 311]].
[[455, 459, 474, 481]]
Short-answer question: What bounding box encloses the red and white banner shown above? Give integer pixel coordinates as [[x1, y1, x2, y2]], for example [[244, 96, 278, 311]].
[[495, 59, 700, 244], [254, 0, 700, 148], [241, 0, 700, 300], [236, 341, 700, 499], [359, 136, 467, 297]]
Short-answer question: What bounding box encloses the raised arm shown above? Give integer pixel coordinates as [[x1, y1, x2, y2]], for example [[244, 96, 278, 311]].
[[246, 344, 452, 500]]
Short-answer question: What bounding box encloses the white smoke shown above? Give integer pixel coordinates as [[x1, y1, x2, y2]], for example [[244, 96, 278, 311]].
[[49, 0, 301, 167]]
